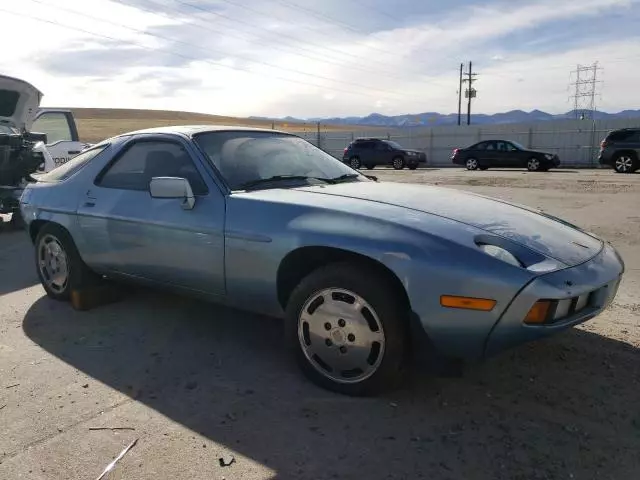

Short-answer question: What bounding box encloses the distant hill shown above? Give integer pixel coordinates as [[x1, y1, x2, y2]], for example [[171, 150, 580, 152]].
[[251, 109, 640, 128]]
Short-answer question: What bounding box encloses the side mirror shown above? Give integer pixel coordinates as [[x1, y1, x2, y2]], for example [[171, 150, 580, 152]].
[[364, 175, 378, 182], [25, 131, 48, 144], [149, 177, 195, 210]]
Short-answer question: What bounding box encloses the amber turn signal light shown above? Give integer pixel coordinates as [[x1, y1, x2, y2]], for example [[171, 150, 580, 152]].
[[440, 295, 496, 311], [524, 300, 553, 324]]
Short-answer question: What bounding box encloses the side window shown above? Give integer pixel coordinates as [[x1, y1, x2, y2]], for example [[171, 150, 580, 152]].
[[474, 142, 487, 150], [357, 141, 373, 150], [374, 141, 387, 151], [485, 142, 496, 151], [97, 141, 208, 195], [39, 145, 108, 182], [496, 141, 508, 151], [31, 113, 73, 143]]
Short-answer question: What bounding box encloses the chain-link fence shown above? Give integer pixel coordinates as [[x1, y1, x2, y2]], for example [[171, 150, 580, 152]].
[[290, 118, 639, 167]]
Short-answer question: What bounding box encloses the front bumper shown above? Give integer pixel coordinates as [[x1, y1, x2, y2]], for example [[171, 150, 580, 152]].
[[484, 242, 624, 358]]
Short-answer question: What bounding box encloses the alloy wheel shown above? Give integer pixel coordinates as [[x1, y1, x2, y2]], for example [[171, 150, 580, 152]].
[[615, 155, 634, 173], [297, 288, 385, 384], [38, 234, 69, 294]]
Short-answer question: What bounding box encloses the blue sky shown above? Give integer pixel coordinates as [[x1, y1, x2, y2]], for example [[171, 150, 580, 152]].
[[1, 0, 639, 118]]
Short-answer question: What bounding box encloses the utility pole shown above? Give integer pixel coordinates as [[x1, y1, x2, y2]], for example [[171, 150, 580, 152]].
[[569, 62, 603, 120], [457, 63, 463, 126], [462, 61, 478, 125]]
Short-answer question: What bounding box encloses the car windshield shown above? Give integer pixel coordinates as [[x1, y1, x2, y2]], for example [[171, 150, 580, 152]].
[[384, 140, 403, 149], [509, 141, 526, 150], [194, 131, 367, 190]]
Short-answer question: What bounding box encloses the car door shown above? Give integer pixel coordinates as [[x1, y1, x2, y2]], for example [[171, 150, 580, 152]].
[[31, 111, 86, 171], [356, 141, 374, 165], [76, 136, 226, 296], [371, 142, 393, 165], [505, 141, 528, 167], [494, 141, 516, 168], [478, 141, 498, 166]]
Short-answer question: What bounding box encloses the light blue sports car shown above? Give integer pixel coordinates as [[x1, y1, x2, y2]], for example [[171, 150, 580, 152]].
[[20, 126, 625, 395]]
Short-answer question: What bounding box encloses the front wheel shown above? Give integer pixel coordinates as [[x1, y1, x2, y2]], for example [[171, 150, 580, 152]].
[[527, 157, 541, 171], [286, 263, 407, 396], [35, 223, 100, 300], [392, 157, 405, 170]]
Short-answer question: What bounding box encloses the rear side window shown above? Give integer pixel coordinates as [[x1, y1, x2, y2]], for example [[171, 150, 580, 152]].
[[97, 140, 208, 195], [607, 130, 639, 142], [355, 141, 374, 150], [38, 145, 108, 182]]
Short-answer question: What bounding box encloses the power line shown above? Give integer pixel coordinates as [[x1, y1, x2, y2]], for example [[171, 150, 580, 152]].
[[569, 62, 603, 120], [0, 6, 400, 100], [27, 0, 407, 98], [346, 0, 406, 23], [112, 0, 416, 81]]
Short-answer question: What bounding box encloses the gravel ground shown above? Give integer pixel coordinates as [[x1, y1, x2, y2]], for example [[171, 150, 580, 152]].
[[1, 169, 639, 480]]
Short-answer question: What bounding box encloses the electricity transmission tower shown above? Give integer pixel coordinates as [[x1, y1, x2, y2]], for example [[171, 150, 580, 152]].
[[569, 62, 603, 120]]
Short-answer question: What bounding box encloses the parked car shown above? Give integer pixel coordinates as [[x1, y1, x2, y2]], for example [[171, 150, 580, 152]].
[[21, 126, 624, 396], [598, 127, 640, 173], [342, 138, 426, 170], [451, 140, 561, 171]]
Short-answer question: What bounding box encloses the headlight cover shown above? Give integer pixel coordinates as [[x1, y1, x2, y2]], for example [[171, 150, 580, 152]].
[[544, 154, 554, 159], [478, 244, 522, 267]]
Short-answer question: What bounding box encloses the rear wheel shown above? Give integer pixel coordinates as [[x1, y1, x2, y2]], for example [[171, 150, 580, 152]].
[[35, 223, 100, 301], [286, 263, 407, 396], [527, 157, 541, 171], [614, 153, 637, 173], [349, 157, 361, 169], [465, 158, 479, 170], [392, 157, 405, 170]]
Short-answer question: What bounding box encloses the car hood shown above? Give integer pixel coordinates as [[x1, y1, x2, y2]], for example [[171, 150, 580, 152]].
[[0, 75, 43, 131], [296, 182, 602, 267]]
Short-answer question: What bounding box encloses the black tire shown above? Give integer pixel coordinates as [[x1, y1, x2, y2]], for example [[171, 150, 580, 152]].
[[613, 152, 638, 173], [392, 157, 405, 170], [34, 223, 100, 301], [349, 157, 361, 169], [527, 157, 541, 171], [285, 262, 408, 396]]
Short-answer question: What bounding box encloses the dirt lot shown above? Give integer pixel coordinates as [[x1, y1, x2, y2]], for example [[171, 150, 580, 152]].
[[1, 169, 639, 480], [70, 108, 379, 143]]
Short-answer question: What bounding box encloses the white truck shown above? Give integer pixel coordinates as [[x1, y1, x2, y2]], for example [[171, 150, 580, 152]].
[[1, 74, 89, 227]]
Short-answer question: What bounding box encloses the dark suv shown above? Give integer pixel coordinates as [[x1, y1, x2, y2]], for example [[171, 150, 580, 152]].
[[598, 128, 640, 173], [342, 138, 426, 170]]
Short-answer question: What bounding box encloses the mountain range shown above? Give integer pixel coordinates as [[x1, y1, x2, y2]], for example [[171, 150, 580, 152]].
[[251, 109, 640, 128]]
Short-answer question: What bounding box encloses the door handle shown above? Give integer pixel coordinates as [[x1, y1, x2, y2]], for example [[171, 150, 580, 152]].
[[83, 201, 95, 208], [69, 150, 81, 155]]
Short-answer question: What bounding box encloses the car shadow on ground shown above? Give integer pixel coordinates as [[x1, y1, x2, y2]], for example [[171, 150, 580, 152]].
[[0, 229, 38, 296], [23, 291, 640, 480]]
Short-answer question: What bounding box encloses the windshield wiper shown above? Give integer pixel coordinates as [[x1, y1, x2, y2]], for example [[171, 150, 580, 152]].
[[237, 175, 332, 190], [328, 173, 361, 183]]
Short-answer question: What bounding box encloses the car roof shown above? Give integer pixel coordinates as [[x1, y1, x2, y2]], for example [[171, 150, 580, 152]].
[[115, 124, 292, 138]]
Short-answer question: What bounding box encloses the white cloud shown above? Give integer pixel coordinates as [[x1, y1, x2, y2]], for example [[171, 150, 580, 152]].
[[0, 0, 638, 118]]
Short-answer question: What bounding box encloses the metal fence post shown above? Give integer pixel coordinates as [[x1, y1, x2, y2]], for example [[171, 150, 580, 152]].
[[527, 127, 533, 149], [429, 128, 434, 164]]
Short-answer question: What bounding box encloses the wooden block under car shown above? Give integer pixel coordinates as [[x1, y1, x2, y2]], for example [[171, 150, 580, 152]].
[[70, 283, 125, 311]]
